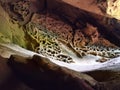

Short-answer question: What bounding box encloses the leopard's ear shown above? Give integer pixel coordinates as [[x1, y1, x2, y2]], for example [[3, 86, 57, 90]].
[[86, 23, 90, 27], [86, 23, 97, 30]]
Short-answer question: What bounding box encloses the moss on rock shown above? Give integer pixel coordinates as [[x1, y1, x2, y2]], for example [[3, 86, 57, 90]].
[[0, 5, 27, 48]]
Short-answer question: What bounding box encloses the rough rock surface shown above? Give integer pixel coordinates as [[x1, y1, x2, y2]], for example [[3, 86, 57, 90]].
[[1, 0, 120, 90], [1, 0, 119, 47]]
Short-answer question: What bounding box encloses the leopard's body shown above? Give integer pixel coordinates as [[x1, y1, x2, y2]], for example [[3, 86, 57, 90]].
[[25, 22, 120, 63]]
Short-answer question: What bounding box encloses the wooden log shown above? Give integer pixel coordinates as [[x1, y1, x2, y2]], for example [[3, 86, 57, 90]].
[[0, 56, 33, 90], [8, 55, 97, 90]]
